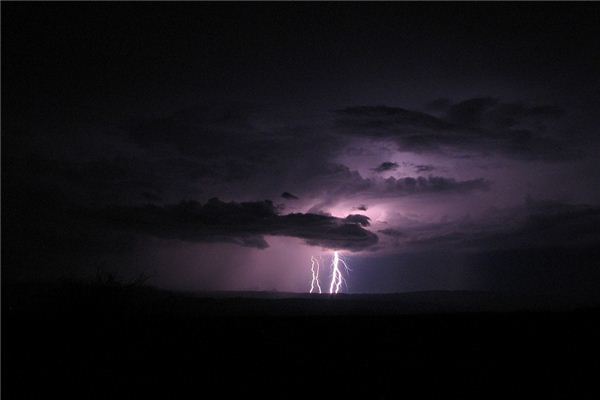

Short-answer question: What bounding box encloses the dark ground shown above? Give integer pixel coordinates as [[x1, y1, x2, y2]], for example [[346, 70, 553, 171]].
[[3, 283, 600, 398]]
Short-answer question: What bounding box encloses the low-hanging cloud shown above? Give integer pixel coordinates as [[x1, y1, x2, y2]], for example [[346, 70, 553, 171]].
[[98, 198, 378, 251]]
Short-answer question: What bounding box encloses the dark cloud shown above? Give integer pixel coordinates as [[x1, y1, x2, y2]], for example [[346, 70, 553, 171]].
[[335, 98, 575, 160], [378, 228, 405, 238], [99, 198, 378, 251], [373, 161, 399, 173], [117, 105, 351, 200], [122, 105, 275, 186], [445, 97, 499, 126], [344, 214, 371, 226], [390, 200, 600, 298], [414, 164, 435, 173], [337, 105, 452, 134], [314, 163, 490, 199], [447, 97, 564, 129], [505, 200, 600, 249], [281, 192, 299, 200], [356, 204, 368, 211], [381, 176, 490, 196], [386, 200, 600, 254]]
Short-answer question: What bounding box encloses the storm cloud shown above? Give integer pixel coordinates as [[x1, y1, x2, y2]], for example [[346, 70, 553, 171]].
[[335, 98, 575, 160], [99, 198, 378, 251], [311, 163, 490, 199], [378, 228, 405, 238], [373, 161, 399, 173], [379, 199, 600, 254], [281, 192, 299, 200], [381, 176, 490, 196]]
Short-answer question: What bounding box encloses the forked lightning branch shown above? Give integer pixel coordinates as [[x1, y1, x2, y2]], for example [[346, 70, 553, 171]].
[[309, 251, 351, 294]]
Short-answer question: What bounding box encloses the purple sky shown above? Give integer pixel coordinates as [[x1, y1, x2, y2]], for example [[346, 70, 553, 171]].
[[4, 3, 600, 296]]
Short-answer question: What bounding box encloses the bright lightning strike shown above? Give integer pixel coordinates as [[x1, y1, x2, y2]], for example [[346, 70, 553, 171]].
[[329, 251, 350, 294], [309, 256, 322, 294], [308, 251, 351, 294]]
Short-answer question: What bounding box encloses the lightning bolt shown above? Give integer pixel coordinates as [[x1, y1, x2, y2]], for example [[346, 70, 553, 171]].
[[308, 251, 351, 294], [309, 256, 322, 294], [329, 251, 350, 294]]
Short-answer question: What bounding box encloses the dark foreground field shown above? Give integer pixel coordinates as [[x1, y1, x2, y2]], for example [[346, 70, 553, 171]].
[[4, 284, 600, 398]]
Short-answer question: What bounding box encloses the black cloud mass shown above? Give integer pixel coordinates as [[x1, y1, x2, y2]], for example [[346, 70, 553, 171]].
[[335, 98, 574, 160], [281, 192, 299, 200], [99, 198, 378, 251], [373, 162, 400, 173]]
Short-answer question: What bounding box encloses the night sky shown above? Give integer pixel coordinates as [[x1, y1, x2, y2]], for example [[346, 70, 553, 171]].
[[4, 3, 600, 297]]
